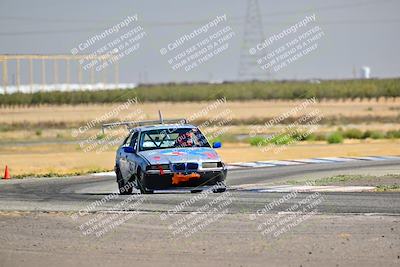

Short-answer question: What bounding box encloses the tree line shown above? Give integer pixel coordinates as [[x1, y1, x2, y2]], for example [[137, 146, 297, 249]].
[[1, 78, 399, 106]]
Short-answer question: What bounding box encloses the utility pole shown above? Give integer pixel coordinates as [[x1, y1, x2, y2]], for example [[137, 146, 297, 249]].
[[16, 59, 20, 92], [115, 62, 119, 89], [54, 59, 59, 85], [29, 57, 33, 93], [66, 58, 70, 90], [41, 58, 46, 91], [2, 60, 7, 94]]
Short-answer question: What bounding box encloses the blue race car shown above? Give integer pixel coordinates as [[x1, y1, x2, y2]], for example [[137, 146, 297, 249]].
[[103, 118, 227, 194]]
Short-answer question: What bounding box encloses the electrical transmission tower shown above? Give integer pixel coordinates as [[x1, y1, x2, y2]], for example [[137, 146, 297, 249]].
[[238, 0, 270, 81]]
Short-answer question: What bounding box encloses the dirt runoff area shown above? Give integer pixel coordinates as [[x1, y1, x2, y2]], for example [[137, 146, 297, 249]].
[[0, 211, 399, 267]]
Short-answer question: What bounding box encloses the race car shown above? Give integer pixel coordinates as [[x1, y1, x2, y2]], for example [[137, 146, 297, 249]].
[[103, 116, 227, 194]]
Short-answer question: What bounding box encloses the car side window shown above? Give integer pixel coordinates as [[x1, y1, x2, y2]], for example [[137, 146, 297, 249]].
[[122, 132, 133, 147], [130, 132, 139, 149]]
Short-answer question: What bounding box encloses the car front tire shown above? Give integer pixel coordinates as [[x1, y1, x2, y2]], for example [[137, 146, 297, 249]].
[[116, 167, 133, 195], [137, 168, 153, 194]]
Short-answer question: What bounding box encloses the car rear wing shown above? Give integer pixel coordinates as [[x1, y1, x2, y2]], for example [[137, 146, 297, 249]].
[[101, 111, 187, 133]]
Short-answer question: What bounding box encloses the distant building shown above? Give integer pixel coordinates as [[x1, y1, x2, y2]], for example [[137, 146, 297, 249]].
[[360, 66, 371, 79]]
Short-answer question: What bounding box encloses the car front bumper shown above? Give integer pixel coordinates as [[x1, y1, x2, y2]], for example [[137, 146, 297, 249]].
[[142, 169, 227, 190]]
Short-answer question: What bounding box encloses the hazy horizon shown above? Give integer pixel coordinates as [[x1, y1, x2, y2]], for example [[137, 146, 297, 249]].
[[1, 0, 400, 85]]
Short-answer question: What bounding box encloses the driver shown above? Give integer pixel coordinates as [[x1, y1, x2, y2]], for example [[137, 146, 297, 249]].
[[175, 131, 194, 147]]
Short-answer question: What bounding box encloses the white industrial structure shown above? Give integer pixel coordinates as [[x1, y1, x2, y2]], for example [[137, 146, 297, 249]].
[[360, 66, 371, 79], [0, 54, 122, 94]]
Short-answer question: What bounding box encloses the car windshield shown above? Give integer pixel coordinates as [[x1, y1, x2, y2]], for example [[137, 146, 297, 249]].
[[139, 127, 210, 151]]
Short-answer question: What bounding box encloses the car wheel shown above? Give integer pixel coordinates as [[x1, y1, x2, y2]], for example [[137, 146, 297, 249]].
[[137, 168, 153, 194], [116, 167, 133, 195]]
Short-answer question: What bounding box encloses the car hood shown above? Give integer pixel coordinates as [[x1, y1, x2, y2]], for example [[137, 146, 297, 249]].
[[138, 147, 221, 165]]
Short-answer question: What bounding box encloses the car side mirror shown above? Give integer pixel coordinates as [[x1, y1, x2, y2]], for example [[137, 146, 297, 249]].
[[123, 146, 135, 153], [212, 141, 222, 149]]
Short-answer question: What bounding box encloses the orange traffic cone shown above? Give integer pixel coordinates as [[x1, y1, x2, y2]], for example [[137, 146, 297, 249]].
[[3, 165, 11, 179]]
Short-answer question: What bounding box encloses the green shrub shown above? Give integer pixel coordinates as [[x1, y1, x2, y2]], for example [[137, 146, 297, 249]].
[[291, 131, 308, 141], [386, 130, 400, 139], [35, 129, 42, 136], [370, 131, 385, 139], [362, 130, 372, 139], [249, 136, 266, 146], [269, 134, 295, 145], [96, 133, 106, 140], [327, 132, 343, 144], [303, 133, 326, 141], [343, 128, 363, 139], [305, 133, 316, 141], [0, 125, 11, 132], [249, 134, 295, 146]]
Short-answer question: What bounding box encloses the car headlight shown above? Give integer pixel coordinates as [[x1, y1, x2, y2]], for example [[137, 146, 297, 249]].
[[147, 164, 170, 171], [202, 162, 223, 168]]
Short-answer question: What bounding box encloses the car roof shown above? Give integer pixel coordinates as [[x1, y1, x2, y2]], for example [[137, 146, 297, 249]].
[[132, 124, 197, 132]]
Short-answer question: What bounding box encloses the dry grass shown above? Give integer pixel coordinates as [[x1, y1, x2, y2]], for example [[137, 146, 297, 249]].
[[0, 144, 115, 176], [1, 140, 399, 176], [1, 99, 399, 124], [1, 123, 400, 144], [1, 100, 399, 177]]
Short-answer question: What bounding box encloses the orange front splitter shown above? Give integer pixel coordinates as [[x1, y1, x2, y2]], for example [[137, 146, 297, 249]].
[[172, 173, 201, 185]]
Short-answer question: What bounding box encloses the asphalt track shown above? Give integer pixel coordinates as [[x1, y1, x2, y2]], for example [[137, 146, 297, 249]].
[[0, 158, 399, 214], [1, 159, 400, 267]]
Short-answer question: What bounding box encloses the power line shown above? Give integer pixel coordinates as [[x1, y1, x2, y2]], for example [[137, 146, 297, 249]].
[[1, 17, 400, 36], [1, 0, 395, 24]]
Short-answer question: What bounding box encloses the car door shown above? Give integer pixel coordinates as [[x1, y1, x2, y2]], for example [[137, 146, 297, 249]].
[[119, 132, 134, 180], [125, 131, 140, 179]]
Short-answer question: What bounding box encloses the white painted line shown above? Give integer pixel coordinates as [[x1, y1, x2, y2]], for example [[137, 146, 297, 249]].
[[316, 157, 357, 162], [349, 156, 387, 161], [91, 171, 115, 177], [256, 185, 376, 193], [376, 156, 400, 160], [230, 183, 275, 190], [226, 165, 245, 170], [291, 158, 335, 164], [230, 162, 272, 168], [252, 162, 278, 167], [373, 155, 400, 160], [256, 160, 304, 166], [229, 162, 246, 166]]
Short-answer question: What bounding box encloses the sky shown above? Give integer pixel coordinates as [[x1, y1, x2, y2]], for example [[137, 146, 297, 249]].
[[0, 0, 399, 84]]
